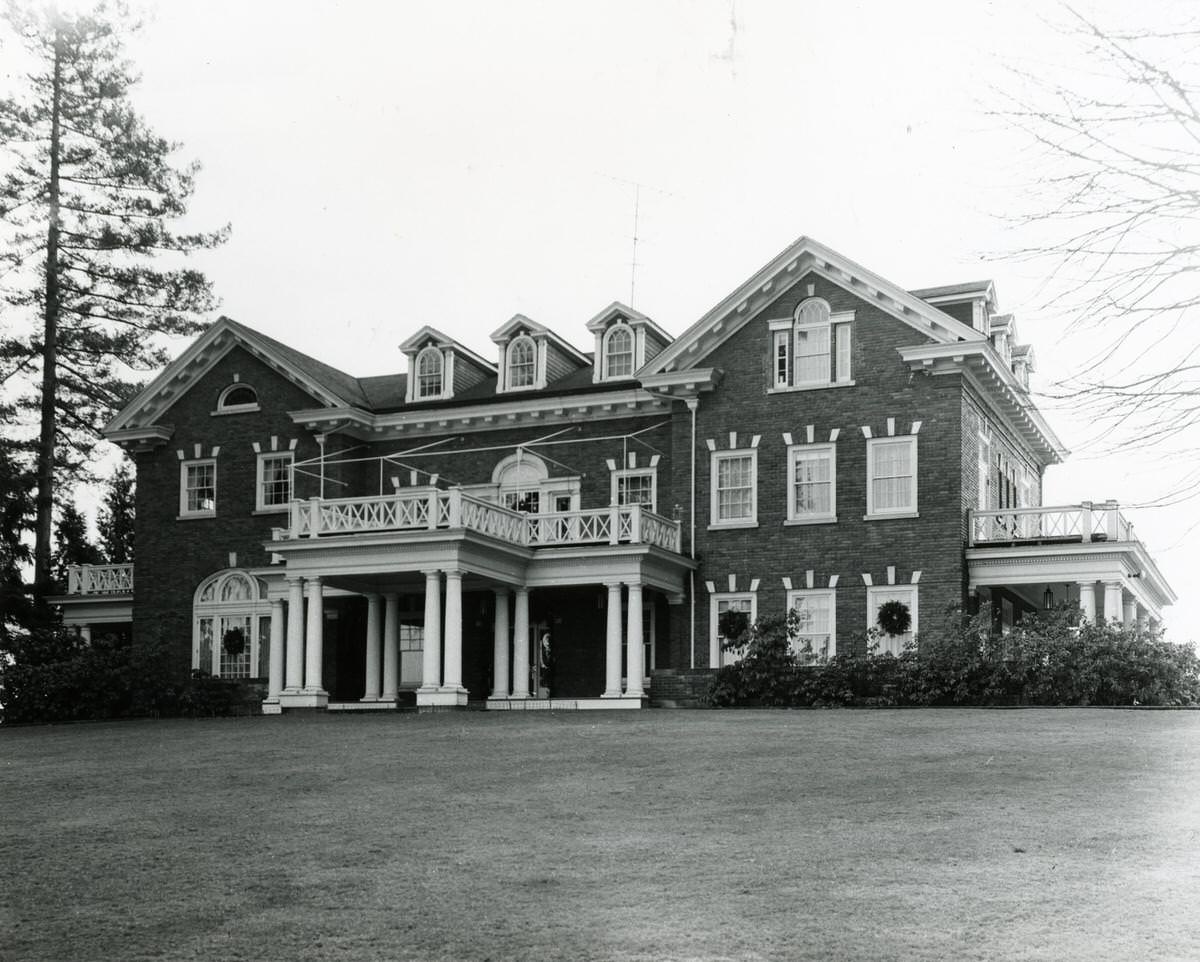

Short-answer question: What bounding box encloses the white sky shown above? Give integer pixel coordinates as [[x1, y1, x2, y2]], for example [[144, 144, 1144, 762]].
[[6, 0, 1196, 638]]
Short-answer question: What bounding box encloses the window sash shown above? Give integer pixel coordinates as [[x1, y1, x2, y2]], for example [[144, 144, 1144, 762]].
[[868, 586, 918, 654], [869, 439, 916, 514], [790, 447, 834, 519], [416, 349, 443, 398], [605, 328, 634, 377], [617, 472, 655, 509], [793, 324, 831, 385], [509, 339, 536, 388], [787, 590, 834, 660], [714, 453, 755, 522], [259, 454, 292, 508], [183, 461, 216, 514]]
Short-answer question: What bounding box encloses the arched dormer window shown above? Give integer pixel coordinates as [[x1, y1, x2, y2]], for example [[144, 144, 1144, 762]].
[[216, 383, 259, 413], [415, 347, 443, 399], [193, 569, 271, 679], [772, 297, 853, 389], [603, 324, 634, 379], [507, 335, 536, 389]]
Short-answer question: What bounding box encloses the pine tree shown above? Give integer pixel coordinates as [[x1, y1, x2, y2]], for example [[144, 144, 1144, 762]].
[[0, 403, 36, 645], [97, 460, 134, 563], [51, 497, 103, 584], [0, 4, 228, 604]]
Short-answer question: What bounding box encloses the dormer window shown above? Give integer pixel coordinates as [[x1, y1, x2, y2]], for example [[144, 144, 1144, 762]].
[[508, 336, 536, 389], [603, 325, 634, 379], [770, 298, 852, 390], [415, 347, 444, 399], [215, 383, 259, 414]]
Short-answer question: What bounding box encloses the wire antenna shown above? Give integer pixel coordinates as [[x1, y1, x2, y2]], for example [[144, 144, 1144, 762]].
[[595, 173, 678, 309]]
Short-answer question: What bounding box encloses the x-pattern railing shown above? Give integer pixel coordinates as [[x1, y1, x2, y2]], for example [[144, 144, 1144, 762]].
[[970, 502, 1133, 547], [67, 563, 134, 595]]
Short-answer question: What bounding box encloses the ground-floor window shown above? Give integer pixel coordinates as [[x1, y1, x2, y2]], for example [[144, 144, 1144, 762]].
[[710, 592, 756, 668], [193, 570, 271, 678], [866, 585, 918, 656], [786, 588, 836, 662]]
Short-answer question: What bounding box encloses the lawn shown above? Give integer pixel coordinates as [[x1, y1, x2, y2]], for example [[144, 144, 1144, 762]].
[[2, 710, 1199, 962]]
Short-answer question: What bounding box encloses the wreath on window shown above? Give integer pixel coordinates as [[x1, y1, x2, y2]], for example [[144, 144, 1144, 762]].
[[718, 609, 750, 644], [876, 600, 912, 637], [222, 626, 246, 657]]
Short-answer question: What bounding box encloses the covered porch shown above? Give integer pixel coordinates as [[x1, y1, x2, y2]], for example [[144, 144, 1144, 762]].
[[51, 563, 135, 642], [967, 502, 1176, 629]]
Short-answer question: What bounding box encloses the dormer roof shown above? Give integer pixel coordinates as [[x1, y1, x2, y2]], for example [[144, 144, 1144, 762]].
[[399, 325, 496, 373], [489, 313, 590, 365], [584, 301, 674, 344]]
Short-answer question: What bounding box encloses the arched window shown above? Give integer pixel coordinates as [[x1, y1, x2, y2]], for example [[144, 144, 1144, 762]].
[[216, 383, 259, 412], [193, 570, 271, 679], [493, 451, 548, 513], [603, 325, 634, 379], [773, 297, 852, 388], [508, 336, 536, 389], [415, 347, 443, 399]]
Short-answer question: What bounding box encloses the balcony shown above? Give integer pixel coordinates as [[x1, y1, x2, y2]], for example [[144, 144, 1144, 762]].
[[276, 487, 683, 554], [967, 501, 1175, 623], [66, 563, 135, 595]]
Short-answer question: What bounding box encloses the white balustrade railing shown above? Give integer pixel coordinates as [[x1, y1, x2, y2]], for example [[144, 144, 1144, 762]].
[[67, 563, 134, 595], [285, 489, 684, 554], [970, 501, 1133, 546]]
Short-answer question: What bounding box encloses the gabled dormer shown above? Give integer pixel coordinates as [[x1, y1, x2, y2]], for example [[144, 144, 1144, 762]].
[[584, 302, 674, 384], [1011, 343, 1035, 390], [989, 314, 1016, 364], [490, 314, 589, 393], [399, 325, 496, 404], [910, 280, 997, 335]]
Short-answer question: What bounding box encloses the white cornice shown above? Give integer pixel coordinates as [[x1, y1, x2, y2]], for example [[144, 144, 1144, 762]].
[[289, 387, 675, 439]]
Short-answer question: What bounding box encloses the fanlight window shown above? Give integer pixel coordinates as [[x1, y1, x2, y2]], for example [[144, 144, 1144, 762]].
[[217, 383, 258, 411], [604, 325, 634, 379], [416, 347, 444, 399], [508, 336, 536, 389], [193, 570, 271, 680]]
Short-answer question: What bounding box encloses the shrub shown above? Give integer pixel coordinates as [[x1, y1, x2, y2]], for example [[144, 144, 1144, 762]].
[[705, 606, 1200, 708]]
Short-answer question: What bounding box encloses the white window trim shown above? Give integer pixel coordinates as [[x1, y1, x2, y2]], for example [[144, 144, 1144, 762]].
[[710, 591, 757, 668], [506, 335, 538, 391], [213, 383, 260, 415], [767, 304, 854, 391], [709, 448, 758, 529], [179, 458, 217, 519], [611, 468, 657, 512], [601, 323, 637, 381], [255, 451, 294, 513], [866, 584, 919, 655], [192, 570, 270, 679], [786, 588, 837, 660], [414, 347, 445, 400], [785, 442, 836, 524], [865, 435, 918, 520]]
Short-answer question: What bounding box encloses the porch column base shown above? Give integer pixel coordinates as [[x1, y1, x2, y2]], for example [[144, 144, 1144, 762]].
[[261, 698, 282, 715], [416, 689, 469, 708], [278, 690, 330, 709]]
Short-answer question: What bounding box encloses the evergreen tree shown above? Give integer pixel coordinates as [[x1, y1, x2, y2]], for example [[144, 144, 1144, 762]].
[[0, 3, 228, 604], [97, 460, 134, 563], [51, 497, 103, 584], [0, 404, 36, 645]]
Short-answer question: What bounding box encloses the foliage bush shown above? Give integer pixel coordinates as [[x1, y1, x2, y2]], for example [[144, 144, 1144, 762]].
[[0, 625, 262, 724], [706, 606, 1200, 708]]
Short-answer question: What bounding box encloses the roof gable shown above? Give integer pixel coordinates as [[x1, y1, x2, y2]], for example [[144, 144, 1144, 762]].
[[490, 313, 590, 365], [104, 317, 361, 434], [645, 236, 983, 375], [399, 325, 496, 374]]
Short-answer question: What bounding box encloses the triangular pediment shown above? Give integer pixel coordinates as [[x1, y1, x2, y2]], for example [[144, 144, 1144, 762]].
[[645, 236, 982, 375]]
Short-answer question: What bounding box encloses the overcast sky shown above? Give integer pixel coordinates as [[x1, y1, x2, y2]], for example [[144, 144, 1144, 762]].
[[6, 0, 1196, 635]]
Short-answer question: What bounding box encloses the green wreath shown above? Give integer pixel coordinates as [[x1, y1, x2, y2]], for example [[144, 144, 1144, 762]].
[[876, 600, 912, 636], [222, 626, 246, 657]]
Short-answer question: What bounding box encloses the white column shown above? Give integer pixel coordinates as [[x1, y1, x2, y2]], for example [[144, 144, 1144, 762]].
[[1077, 581, 1097, 624], [419, 570, 442, 691], [303, 576, 326, 693], [625, 582, 644, 698], [362, 593, 382, 702], [511, 587, 530, 698], [1123, 599, 1137, 629], [602, 581, 623, 698], [382, 592, 400, 701], [267, 598, 285, 700], [79, 625, 92, 645], [490, 588, 510, 699], [442, 569, 465, 693], [1103, 581, 1124, 626], [285, 576, 304, 691], [1137, 607, 1149, 632]]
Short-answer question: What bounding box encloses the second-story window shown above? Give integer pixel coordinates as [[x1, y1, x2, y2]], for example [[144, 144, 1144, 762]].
[[866, 436, 918, 518], [603, 325, 634, 379], [787, 443, 836, 523], [415, 347, 443, 399], [612, 469, 656, 511], [711, 449, 757, 527], [772, 298, 852, 389], [508, 336, 536, 389], [180, 459, 216, 517], [257, 452, 293, 511]]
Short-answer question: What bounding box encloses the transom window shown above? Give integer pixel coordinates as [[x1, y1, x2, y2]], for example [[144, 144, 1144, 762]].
[[603, 325, 634, 379], [787, 444, 836, 523], [612, 469, 656, 511], [180, 459, 216, 517], [772, 298, 852, 389], [216, 383, 259, 412], [711, 450, 757, 526], [711, 592, 756, 668], [415, 347, 444, 399], [866, 436, 917, 517], [508, 336, 536, 389], [787, 589, 836, 662], [867, 585, 919, 656], [257, 452, 293, 511]]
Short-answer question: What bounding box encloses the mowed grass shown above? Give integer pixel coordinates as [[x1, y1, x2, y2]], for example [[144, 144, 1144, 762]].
[[3, 711, 1199, 962]]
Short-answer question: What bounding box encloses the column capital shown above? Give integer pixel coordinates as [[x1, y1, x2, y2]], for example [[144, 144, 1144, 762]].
[[306, 575, 323, 589], [514, 585, 530, 597], [1102, 579, 1125, 589], [285, 574, 304, 587], [362, 590, 381, 602], [421, 568, 441, 579], [444, 568, 464, 579], [603, 579, 624, 590], [493, 586, 511, 598]]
